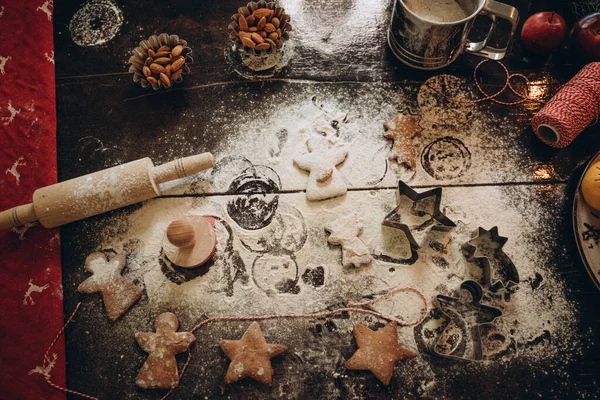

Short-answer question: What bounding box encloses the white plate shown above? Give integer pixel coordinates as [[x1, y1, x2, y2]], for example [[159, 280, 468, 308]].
[[573, 151, 600, 291]]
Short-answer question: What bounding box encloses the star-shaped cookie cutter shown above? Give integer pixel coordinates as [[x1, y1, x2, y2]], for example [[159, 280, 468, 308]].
[[382, 180, 456, 250], [432, 280, 503, 362], [463, 227, 520, 289]]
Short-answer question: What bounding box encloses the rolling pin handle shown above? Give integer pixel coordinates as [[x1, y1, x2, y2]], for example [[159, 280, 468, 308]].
[[152, 152, 215, 185], [0, 203, 38, 230]]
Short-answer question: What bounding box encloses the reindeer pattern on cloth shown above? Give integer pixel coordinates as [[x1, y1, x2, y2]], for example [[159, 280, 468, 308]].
[[0, 1, 64, 399]]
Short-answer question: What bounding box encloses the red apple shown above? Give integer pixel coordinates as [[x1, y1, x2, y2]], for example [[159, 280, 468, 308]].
[[521, 11, 568, 55], [570, 13, 600, 62]]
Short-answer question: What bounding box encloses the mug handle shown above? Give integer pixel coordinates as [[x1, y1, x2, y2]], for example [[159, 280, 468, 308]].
[[465, 0, 519, 60]]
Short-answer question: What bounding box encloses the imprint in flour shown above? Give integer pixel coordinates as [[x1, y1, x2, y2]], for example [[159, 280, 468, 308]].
[[421, 137, 472, 181], [208, 156, 254, 193], [226, 165, 281, 230], [417, 75, 476, 131], [238, 203, 307, 295], [294, 135, 348, 201], [301, 266, 325, 287], [269, 128, 289, 158], [69, 0, 123, 47], [160, 216, 247, 296]]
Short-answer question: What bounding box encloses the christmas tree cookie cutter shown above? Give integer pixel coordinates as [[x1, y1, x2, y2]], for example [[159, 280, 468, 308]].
[[462, 226, 520, 292]]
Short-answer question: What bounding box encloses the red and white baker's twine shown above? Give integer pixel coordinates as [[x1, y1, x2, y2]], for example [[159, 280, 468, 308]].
[[531, 62, 600, 148], [37, 286, 428, 400], [428, 60, 600, 149]]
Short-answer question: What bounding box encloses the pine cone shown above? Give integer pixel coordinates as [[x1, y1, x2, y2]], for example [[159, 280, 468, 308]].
[[228, 1, 292, 53], [128, 34, 193, 90]]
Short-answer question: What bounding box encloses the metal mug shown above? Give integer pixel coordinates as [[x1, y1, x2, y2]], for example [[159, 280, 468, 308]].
[[387, 0, 519, 70]]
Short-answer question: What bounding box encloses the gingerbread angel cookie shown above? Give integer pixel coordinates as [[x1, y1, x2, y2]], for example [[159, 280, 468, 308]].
[[383, 114, 422, 169], [346, 321, 417, 385], [77, 252, 143, 320], [325, 213, 372, 268], [220, 321, 288, 385], [294, 136, 348, 201], [135, 312, 196, 389]]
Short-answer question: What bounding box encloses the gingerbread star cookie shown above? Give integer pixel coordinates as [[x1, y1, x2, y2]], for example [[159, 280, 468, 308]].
[[220, 321, 288, 385], [383, 114, 422, 169], [135, 312, 196, 389], [77, 252, 143, 320], [345, 321, 417, 385]]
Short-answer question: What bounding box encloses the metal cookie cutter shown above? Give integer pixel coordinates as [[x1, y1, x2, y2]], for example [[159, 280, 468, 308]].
[[382, 180, 456, 251], [463, 227, 520, 293], [432, 280, 503, 362]]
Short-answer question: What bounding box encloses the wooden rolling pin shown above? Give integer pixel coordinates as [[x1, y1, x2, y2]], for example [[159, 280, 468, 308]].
[[0, 153, 214, 230]]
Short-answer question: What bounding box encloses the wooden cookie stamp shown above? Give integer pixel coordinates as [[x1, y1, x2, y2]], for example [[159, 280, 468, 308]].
[[163, 216, 217, 268]]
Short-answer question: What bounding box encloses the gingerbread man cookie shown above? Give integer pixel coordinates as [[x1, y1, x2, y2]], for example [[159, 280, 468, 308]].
[[383, 114, 422, 169], [294, 136, 348, 201], [325, 213, 372, 268], [135, 312, 196, 389], [346, 321, 417, 385], [220, 321, 288, 385], [77, 252, 143, 320]]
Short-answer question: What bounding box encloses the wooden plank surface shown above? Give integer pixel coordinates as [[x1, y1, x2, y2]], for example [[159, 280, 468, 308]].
[[53, 0, 600, 398]]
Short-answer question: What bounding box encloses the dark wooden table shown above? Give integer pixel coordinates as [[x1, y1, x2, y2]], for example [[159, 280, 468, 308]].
[[54, 0, 600, 398]]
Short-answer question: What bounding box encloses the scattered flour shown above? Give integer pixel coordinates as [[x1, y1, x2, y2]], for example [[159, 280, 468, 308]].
[[69, 0, 123, 47]]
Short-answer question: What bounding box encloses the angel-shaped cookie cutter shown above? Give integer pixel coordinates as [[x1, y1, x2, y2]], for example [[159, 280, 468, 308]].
[[432, 280, 503, 362]]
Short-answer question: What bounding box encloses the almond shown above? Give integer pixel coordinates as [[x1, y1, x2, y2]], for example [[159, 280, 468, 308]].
[[251, 32, 264, 44], [259, 30, 267, 38], [160, 72, 171, 87], [142, 66, 151, 77], [176, 39, 186, 46], [150, 63, 165, 74], [154, 57, 170, 65], [172, 70, 182, 81], [145, 56, 153, 66], [253, 8, 273, 19], [147, 76, 158, 84], [284, 22, 292, 31], [246, 15, 255, 25], [264, 23, 276, 32], [148, 49, 155, 57], [268, 32, 278, 40], [154, 51, 171, 58], [248, 26, 258, 32], [166, 64, 172, 78], [271, 17, 280, 27], [171, 58, 185, 71], [239, 14, 248, 31], [157, 45, 170, 53], [241, 37, 256, 48], [265, 38, 276, 46], [255, 43, 270, 51], [257, 16, 266, 30], [239, 31, 251, 40]]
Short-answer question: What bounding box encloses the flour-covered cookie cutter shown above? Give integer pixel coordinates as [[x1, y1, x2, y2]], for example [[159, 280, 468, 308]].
[[432, 280, 503, 362], [382, 180, 456, 250], [462, 226, 520, 291]]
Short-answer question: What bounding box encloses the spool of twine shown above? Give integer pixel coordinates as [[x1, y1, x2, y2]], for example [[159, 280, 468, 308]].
[[532, 62, 600, 148]]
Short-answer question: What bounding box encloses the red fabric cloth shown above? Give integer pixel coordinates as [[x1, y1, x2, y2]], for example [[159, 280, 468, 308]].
[[0, 2, 65, 399]]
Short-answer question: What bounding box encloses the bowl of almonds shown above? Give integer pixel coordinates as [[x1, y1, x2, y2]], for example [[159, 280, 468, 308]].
[[128, 33, 193, 90], [228, 1, 292, 72]]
